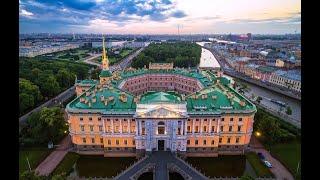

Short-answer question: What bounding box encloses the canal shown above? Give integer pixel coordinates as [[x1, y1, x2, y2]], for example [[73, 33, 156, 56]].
[[238, 79, 301, 123]]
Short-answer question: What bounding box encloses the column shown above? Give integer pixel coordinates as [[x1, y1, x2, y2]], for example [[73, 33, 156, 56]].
[[102, 118, 106, 133], [184, 120, 188, 135], [217, 118, 220, 133], [180, 121, 184, 136], [135, 120, 139, 136], [111, 119, 114, 134], [192, 119, 195, 135], [128, 119, 131, 134], [209, 119, 212, 134], [120, 119, 122, 133], [139, 120, 142, 135], [200, 119, 203, 134]]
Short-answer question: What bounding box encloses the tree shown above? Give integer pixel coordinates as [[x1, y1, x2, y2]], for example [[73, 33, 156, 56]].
[[19, 78, 43, 114], [51, 173, 67, 180], [20, 170, 46, 180], [56, 69, 75, 89], [39, 74, 61, 98], [24, 107, 68, 144], [286, 106, 292, 115], [240, 174, 255, 180]]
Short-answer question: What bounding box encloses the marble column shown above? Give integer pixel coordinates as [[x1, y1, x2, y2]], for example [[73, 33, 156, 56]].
[[111, 119, 114, 134], [209, 119, 212, 134], [192, 119, 195, 135], [120, 119, 122, 133], [128, 119, 131, 134]]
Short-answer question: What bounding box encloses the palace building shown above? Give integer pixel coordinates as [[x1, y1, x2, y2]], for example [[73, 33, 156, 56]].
[[66, 37, 256, 157]]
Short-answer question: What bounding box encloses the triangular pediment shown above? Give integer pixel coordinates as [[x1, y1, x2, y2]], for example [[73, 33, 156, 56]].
[[135, 106, 187, 119]]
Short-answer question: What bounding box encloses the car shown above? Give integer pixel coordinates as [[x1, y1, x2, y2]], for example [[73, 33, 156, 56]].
[[257, 152, 265, 160], [263, 160, 272, 168]]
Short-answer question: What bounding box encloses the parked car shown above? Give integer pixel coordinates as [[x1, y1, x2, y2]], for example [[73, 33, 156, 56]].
[[257, 152, 265, 160], [263, 160, 272, 168]]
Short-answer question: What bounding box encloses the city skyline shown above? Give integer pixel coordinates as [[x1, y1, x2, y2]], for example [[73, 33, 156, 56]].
[[19, 0, 301, 34]]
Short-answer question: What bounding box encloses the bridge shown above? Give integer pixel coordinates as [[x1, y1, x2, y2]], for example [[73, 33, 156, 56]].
[[115, 151, 208, 180]]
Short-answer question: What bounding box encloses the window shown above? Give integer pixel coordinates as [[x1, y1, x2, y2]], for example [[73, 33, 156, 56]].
[[211, 140, 214, 145], [238, 126, 241, 132], [89, 117, 92, 121], [99, 125, 103, 131], [239, 118, 243, 122], [90, 125, 94, 132], [211, 126, 215, 132], [115, 126, 119, 132], [212, 118, 215, 121], [107, 126, 111, 132], [227, 137, 231, 143], [203, 126, 207, 132], [195, 126, 199, 132], [108, 140, 111, 145], [187, 140, 190, 145], [204, 119, 207, 121], [80, 125, 85, 131], [236, 137, 240, 143], [229, 126, 232, 132], [177, 128, 181, 135], [116, 140, 119, 145], [195, 140, 198, 145], [220, 126, 224, 132], [133, 140, 135, 145], [230, 118, 233, 121], [80, 117, 83, 121], [91, 138, 95, 143], [100, 138, 103, 144], [221, 118, 224, 121], [219, 138, 222, 143], [187, 126, 191, 132], [82, 138, 86, 143], [203, 140, 206, 145], [98, 117, 101, 121], [124, 140, 127, 145]]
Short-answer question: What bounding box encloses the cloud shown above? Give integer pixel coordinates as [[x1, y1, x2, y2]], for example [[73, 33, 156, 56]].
[[20, 9, 34, 17], [170, 10, 187, 18]]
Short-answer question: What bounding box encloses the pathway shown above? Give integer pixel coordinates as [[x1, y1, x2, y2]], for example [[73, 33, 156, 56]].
[[35, 136, 72, 176], [116, 151, 208, 180], [250, 136, 294, 180]]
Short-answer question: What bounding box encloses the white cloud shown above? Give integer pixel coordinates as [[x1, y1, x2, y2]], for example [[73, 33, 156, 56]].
[[20, 9, 34, 17]]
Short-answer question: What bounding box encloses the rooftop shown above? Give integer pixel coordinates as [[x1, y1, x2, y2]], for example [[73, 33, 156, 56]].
[[140, 91, 182, 104]]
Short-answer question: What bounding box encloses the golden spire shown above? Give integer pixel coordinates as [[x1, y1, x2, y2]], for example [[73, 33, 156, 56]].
[[102, 36, 109, 70]]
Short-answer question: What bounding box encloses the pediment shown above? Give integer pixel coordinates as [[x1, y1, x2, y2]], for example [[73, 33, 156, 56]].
[[135, 106, 187, 119]]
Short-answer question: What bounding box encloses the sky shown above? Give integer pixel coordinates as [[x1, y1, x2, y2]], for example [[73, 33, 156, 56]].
[[19, 0, 301, 34]]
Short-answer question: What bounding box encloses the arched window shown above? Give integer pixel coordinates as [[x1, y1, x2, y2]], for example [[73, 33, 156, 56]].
[[158, 121, 165, 134]]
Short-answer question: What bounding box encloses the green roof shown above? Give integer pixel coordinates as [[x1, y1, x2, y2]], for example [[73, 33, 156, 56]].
[[76, 79, 98, 85], [140, 91, 182, 104], [67, 68, 256, 115], [99, 70, 112, 77]]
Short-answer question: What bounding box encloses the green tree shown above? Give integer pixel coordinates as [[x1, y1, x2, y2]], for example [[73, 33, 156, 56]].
[[286, 106, 292, 115], [240, 174, 255, 180], [20, 170, 46, 180], [19, 78, 43, 114], [56, 69, 75, 89], [24, 107, 68, 144], [39, 74, 60, 98], [51, 173, 67, 180]]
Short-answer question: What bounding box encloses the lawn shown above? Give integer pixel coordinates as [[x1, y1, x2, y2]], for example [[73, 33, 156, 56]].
[[19, 148, 52, 174], [75, 156, 136, 178], [245, 152, 273, 177], [186, 156, 246, 177], [52, 152, 80, 176], [270, 140, 301, 179]]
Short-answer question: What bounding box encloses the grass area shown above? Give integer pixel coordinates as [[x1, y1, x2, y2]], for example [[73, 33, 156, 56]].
[[19, 148, 52, 175], [52, 152, 80, 176], [245, 152, 273, 177], [75, 156, 136, 178], [270, 140, 301, 179], [186, 156, 246, 177]]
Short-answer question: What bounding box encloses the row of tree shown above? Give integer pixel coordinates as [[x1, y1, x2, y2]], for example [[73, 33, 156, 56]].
[[253, 108, 300, 146], [19, 58, 92, 115], [131, 42, 201, 68], [19, 107, 68, 146]]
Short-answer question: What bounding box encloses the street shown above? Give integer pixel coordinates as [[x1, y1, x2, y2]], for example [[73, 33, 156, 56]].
[[19, 86, 75, 124]]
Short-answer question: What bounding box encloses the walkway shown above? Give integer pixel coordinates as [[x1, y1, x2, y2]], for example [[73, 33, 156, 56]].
[[116, 151, 208, 180], [250, 136, 294, 180], [35, 136, 72, 176]]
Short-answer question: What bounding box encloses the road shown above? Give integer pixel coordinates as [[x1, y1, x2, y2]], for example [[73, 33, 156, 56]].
[[82, 53, 102, 67], [19, 86, 76, 124]]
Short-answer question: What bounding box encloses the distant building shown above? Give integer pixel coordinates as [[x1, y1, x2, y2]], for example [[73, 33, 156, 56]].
[[149, 62, 173, 70], [269, 70, 301, 92]]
